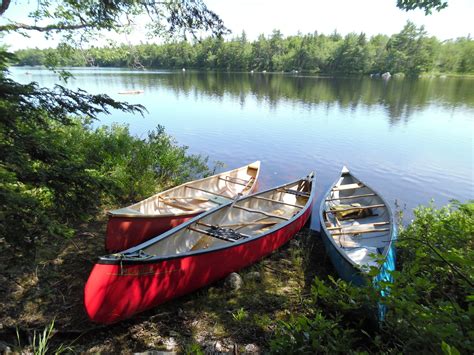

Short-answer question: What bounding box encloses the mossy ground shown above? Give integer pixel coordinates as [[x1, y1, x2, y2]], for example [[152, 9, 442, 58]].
[[0, 216, 335, 353]]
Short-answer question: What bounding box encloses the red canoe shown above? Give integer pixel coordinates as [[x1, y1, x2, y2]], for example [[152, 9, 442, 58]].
[[85, 173, 315, 324], [105, 161, 261, 252]]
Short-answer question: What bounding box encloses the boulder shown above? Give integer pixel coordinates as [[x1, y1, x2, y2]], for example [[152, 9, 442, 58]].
[[225, 272, 243, 290]]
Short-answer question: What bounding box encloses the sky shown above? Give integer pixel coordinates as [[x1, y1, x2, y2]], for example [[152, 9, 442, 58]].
[[1, 0, 473, 50]]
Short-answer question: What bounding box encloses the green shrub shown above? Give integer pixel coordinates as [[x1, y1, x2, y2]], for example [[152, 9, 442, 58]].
[[0, 117, 214, 254], [270, 202, 474, 354]]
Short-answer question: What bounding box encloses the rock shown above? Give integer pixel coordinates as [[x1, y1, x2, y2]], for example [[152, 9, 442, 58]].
[[225, 272, 243, 290], [244, 343, 259, 353], [215, 341, 223, 351], [246, 271, 261, 282], [163, 337, 178, 350], [0, 342, 12, 353], [289, 239, 300, 248]]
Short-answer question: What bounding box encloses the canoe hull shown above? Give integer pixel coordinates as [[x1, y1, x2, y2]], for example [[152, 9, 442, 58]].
[[85, 203, 312, 324], [320, 226, 396, 286], [105, 213, 200, 252], [105, 162, 260, 252], [319, 167, 397, 320]]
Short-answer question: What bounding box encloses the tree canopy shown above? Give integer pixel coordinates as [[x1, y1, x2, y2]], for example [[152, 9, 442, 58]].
[[396, 0, 448, 15], [0, 0, 228, 39], [0, 1, 226, 253]]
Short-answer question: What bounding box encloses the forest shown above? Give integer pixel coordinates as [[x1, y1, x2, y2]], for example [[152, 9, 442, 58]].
[[14, 22, 474, 76]]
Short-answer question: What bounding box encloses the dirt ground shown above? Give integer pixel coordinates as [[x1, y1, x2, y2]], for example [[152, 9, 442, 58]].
[[0, 217, 335, 353]]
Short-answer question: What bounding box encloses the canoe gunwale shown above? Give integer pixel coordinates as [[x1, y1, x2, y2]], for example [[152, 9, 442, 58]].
[[99, 172, 315, 266], [106, 161, 261, 218], [319, 168, 396, 272]]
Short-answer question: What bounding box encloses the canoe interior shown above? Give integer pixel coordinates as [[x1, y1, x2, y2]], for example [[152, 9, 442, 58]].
[[321, 169, 392, 271], [128, 177, 313, 258], [111, 161, 260, 217]]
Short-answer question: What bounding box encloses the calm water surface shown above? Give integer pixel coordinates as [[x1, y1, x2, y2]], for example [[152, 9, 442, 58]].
[[10, 67, 474, 227]]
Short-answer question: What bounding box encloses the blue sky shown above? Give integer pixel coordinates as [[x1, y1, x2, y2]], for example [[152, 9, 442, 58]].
[[1, 0, 473, 50]]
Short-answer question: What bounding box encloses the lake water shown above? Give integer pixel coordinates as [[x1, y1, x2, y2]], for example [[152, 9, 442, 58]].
[[10, 67, 474, 227]]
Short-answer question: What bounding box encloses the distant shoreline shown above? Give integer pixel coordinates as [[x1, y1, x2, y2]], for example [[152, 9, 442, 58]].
[[11, 65, 474, 79]]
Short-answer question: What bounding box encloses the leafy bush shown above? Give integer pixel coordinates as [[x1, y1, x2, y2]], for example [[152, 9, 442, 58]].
[[271, 202, 474, 354], [0, 117, 213, 254]]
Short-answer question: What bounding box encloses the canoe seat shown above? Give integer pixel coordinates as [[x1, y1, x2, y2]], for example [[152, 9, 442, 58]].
[[332, 183, 365, 191]]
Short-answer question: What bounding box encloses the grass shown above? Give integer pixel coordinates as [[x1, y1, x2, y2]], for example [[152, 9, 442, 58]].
[[0, 218, 335, 353]]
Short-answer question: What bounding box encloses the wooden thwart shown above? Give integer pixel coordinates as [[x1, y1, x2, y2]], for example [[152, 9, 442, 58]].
[[326, 193, 376, 201], [331, 228, 390, 236], [234, 216, 271, 231], [185, 185, 230, 198], [233, 205, 290, 220], [332, 183, 365, 191], [254, 196, 303, 208], [327, 221, 390, 230], [197, 220, 277, 229], [158, 197, 197, 211], [223, 221, 278, 228], [277, 188, 310, 197], [161, 196, 209, 202], [218, 176, 252, 187], [327, 204, 385, 213]]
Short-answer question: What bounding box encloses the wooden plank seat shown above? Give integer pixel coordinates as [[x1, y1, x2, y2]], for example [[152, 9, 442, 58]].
[[326, 193, 376, 201], [330, 228, 390, 236], [253, 196, 303, 208], [184, 186, 234, 205], [327, 221, 390, 230], [233, 216, 274, 231], [160, 196, 209, 202], [327, 204, 385, 213], [158, 196, 197, 211], [277, 188, 310, 197], [233, 205, 290, 220], [218, 175, 254, 186], [332, 183, 365, 191], [197, 219, 278, 230]]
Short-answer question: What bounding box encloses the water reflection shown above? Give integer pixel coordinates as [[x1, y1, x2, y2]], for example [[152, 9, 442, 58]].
[[16, 68, 474, 120], [9, 67, 474, 224]]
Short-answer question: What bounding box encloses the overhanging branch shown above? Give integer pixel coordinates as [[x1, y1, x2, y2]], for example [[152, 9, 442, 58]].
[[0, 21, 103, 33]]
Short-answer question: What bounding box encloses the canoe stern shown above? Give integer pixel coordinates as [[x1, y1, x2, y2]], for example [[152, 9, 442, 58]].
[[105, 213, 201, 252]]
